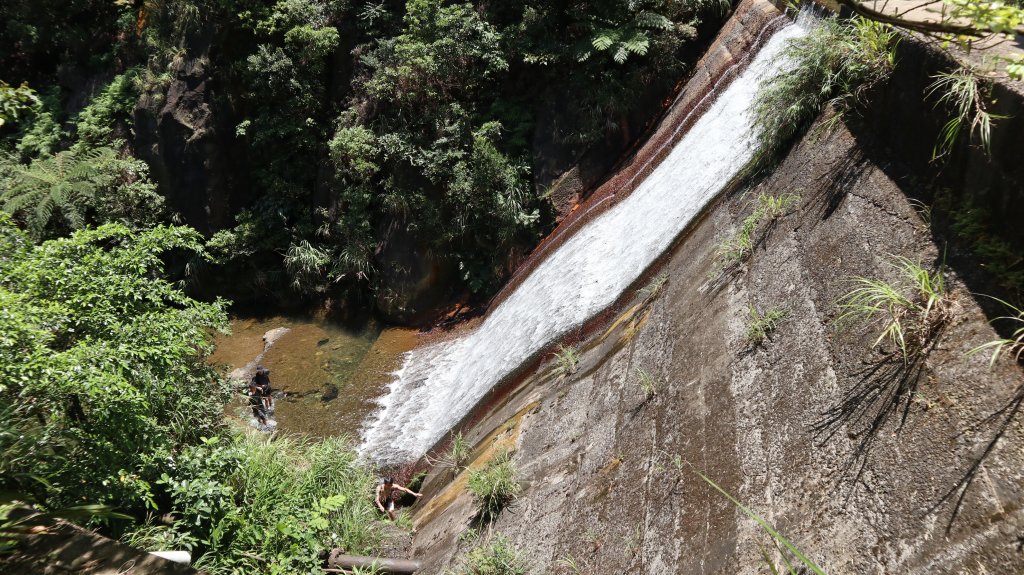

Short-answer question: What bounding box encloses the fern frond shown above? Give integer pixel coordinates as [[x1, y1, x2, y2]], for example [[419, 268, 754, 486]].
[[634, 11, 673, 31], [591, 30, 620, 51], [621, 33, 650, 56]]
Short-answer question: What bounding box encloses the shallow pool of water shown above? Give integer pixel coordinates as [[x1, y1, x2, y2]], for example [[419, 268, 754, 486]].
[[209, 316, 415, 439]]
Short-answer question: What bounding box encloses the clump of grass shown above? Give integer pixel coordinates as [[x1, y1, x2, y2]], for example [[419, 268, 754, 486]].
[[927, 67, 1003, 160], [555, 554, 587, 574], [450, 534, 530, 575], [637, 273, 668, 300], [552, 344, 580, 376], [837, 255, 955, 360], [430, 431, 472, 473], [693, 469, 826, 575], [467, 449, 520, 524], [969, 298, 1024, 365], [752, 16, 897, 167], [710, 192, 800, 277], [634, 367, 658, 400], [746, 305, 790, 344], [448, 432, 471, 470]]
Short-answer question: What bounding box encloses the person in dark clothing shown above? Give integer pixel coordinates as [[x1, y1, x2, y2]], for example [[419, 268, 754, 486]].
[[253, 366, 273, 409], [247, 382, 268, 426]]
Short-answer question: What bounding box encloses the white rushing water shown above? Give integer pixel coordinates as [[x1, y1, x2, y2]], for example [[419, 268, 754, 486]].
[[360, 21, 808, 465]]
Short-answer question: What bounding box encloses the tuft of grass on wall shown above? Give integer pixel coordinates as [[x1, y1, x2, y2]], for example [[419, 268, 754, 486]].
[[552, 344, 581, 377], [746, 305, 790, 344], [693, 468, 827, 575], [634, 367, 659, 400], [448, 533, 530, 575], [710, 192, 800, 278], [467, 449, 521, 524], [751, 16, 897, 169], [836, 255, 955, 360], [926, 67, 1003, 160], [969, 297, 1024, 365]]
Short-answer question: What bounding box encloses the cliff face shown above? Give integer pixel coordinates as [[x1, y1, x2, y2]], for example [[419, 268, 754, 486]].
[[405, 2, 1024, 572]]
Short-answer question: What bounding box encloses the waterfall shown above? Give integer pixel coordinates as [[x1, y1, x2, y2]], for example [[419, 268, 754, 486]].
[[360, 19, 808, 466]]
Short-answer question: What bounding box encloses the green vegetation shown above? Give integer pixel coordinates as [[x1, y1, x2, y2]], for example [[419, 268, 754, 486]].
[[926, 189, 1024, 296], [431, 431, 473, 473], [123, 435, 379, 574], [0, 218, 229, 512], [927, 68, 1003, 159], [637, 272, 669, 300], [555, 554, 587, 574], [836, 256, 954, 360], [1, 146, 163, 240], [752, 16, 897, 165], [467, 449, 521, 524], [448, 533, 530, 575], [835, 0, 1024, 80], [553, 344, 582, 376], [710, 192, 800, 277], [693, 469, 826, 575], [0, 217, 384, 572], [746, 305, 790, 344], [1, 0, 729, 303], [0, 82, 40, 128], [969, 298, 1024, 365], [448, 432, 473, 472], [634, 367, 659, 400]]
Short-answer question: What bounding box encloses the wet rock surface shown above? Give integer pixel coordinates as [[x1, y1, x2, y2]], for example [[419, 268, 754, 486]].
[[410, 115, 1024, 574], [404, 1, 1024, 564]]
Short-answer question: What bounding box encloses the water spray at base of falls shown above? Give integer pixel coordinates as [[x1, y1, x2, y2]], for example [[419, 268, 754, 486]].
[[359, 18, 810, 466]]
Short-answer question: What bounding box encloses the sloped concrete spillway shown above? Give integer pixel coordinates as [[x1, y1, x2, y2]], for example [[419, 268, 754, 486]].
[[360, 15, 809, 465]]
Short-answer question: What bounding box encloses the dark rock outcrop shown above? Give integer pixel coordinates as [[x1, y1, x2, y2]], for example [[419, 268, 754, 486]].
[[374, 215, 456, 325], [134, 41, 237, 236]]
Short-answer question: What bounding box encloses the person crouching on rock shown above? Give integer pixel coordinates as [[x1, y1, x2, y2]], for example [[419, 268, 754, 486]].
[[254, 366, 273, 409], [247, 382, 268, 427], [375, 477, 421, 521]]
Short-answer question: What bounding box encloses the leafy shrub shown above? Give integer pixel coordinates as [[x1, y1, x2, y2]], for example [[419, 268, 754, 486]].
[[467, 449, 521, 524], [0, 217, 229, 512], [129, 434, 380, 575], [0, 81, 41, 129], [72, 70, 141, 149]]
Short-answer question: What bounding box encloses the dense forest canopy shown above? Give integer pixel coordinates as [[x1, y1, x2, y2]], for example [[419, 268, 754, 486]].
[[0, 0, 727, 316]]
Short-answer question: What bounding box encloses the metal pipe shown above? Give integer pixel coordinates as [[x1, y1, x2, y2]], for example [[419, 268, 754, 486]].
[[325, 552, 421, 574]]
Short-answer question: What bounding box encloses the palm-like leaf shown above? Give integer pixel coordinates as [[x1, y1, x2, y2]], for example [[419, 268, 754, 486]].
[[1, 146, 118, 239]]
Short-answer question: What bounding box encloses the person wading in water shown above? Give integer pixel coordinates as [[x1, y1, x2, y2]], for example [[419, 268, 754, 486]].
[[253, 366, 273, 409], [375, 477, 422, 521], [247, 381, 268, 427]]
